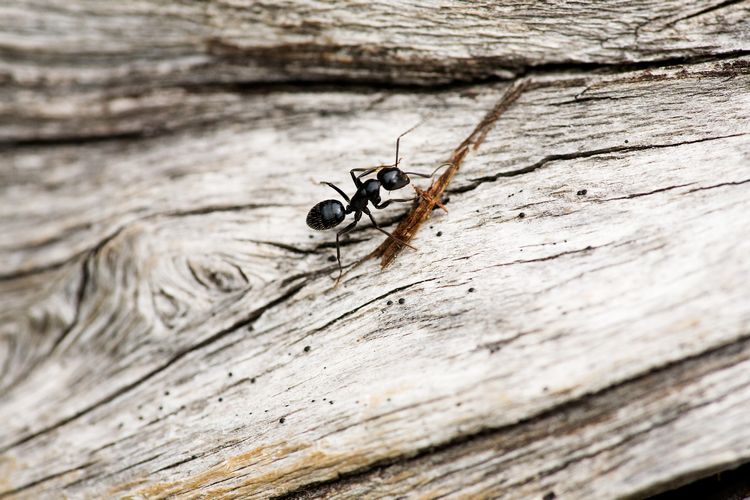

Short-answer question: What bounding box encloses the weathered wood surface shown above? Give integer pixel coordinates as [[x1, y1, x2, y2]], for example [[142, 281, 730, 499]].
[[3, 0, 750, 142], [1, 1, 750, 499]]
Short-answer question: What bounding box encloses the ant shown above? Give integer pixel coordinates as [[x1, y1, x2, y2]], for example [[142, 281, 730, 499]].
[[306, 125, 449, 284]]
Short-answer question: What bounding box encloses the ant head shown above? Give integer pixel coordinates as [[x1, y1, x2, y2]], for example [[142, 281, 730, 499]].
[[377, 167, 410, 191], [306, 199, 346, 230]]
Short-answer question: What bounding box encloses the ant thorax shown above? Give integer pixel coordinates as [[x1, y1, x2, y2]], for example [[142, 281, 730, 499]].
[[363, 179, 381, 203]]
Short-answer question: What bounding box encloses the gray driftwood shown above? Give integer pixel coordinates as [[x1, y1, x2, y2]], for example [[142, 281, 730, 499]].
[[1, 1, 750, 498]]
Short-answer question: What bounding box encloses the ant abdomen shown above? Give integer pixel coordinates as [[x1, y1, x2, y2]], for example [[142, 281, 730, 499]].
[[306, 199, 346, 230]]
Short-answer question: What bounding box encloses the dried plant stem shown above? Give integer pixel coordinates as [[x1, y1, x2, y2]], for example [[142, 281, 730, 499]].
[[371, 78, 533, 267]]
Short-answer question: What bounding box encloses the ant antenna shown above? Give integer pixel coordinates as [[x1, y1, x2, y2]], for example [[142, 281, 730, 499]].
[[395, 121, 423, 167], [402, 162, 454, 179]]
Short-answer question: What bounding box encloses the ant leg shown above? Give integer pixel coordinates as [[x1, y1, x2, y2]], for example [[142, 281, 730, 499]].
[[321, 182, 350, 203], [372, 197, 416, 210], [363, 208, 417, 250], [333, 214, 360, 284], [350, 168, 365, 188]]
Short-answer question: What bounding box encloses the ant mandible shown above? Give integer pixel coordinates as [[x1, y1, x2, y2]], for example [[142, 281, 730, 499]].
[[306, 125, 448, 284]]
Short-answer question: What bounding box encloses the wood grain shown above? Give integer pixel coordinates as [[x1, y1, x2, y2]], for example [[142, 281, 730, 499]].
[[1, 2, 750, 499], [2, 0, 749, 141]]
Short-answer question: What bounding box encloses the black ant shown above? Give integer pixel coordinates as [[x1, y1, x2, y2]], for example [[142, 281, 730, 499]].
[[306, 126, 449, 284]]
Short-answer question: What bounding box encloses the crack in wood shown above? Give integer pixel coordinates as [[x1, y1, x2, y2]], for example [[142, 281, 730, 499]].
[[686, 178, 750, 193], [455, 132, 750, 195], [2, 51, 748, 148], [276, 331, 750, 499], [487, 243, 604, 269], [598, 183, 697, 201], [0, 462, 95, 499], [111, 453, 165, 476], [590, 178, 750, 203], [662, 0, 748, 29], [153, 453, 201, 474], [292, 278, 437, 345], [243, 240, 321, 255]]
